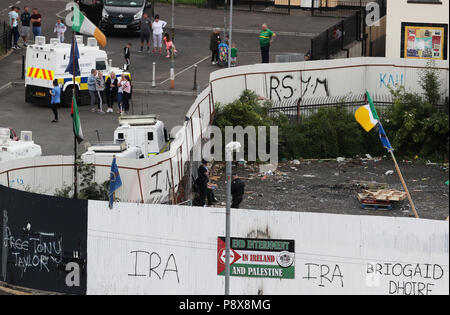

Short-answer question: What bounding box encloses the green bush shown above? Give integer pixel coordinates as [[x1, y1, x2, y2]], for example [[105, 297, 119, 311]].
[[278, 106, 384, 159], [383, 86, 449, 161]]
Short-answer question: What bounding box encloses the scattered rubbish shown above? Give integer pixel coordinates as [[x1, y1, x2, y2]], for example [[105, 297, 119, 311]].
[[385, 170, 394, 176], [365, 154, 373, 159], [334, 173, 339, 176], [302, 175, 316, 178], [293, 159, 301, 165], [238, 159, 247, 166], [337, 157, 346, 163], [445, 180, 449, 186], [259, 163, 277, 174], [421, 178, 429, 181], [352, 180, 388, 190]]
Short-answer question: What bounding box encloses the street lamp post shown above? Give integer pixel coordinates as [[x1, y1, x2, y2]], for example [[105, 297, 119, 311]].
[[224, 141, 241, 295], [227, 0, 233, 68]]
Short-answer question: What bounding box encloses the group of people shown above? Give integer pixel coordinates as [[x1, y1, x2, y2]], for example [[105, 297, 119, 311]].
[[124, 13, 177, 70], [209, 28, 238, 67], [88, 70, 132, 116], [8, 5, 68, 50], [195, 159, 245, 209], [8, 6, 42, 49]]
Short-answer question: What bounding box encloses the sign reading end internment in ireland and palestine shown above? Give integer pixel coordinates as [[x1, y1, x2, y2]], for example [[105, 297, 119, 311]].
[[217, 237, 295, 279]]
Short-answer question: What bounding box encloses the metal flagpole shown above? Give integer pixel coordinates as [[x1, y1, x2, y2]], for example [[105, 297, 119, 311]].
[[389, 150, 419, 218], [72, 30, 78, 200]]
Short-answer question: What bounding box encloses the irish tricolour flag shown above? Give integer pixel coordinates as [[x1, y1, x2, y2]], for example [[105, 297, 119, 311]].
[[71, 4, 107, 47], [355, 91, 379, 132]]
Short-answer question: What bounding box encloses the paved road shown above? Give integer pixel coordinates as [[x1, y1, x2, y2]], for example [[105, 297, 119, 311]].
[[0, 86, 195, 155], [0, 1, 340, 156]]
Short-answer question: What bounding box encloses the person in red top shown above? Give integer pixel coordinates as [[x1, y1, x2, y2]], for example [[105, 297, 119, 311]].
[[30, 8, 42, 38]]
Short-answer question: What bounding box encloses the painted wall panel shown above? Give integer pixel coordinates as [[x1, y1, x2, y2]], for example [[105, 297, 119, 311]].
[[87, 201, 449, 295]]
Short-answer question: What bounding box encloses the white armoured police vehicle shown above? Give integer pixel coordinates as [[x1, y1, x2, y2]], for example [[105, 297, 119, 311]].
[[0, 128, 42, 163], [25, 35, 127, 107], [82, 115, 171, 159]]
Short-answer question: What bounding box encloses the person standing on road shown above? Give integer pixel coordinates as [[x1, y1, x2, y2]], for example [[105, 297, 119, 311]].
[[259, 24, 276, 64], [152, 15, 167, 54], [231, 174, 245, 209], [121, 75, 132, 115], [96, 71, 105, 114], [117, 74, 125, 114], [49, 79, 61, 123], [88, 69, 98, 113], [20, 6, 31, 47], [54, 19, 67, 43], [124, 43, 131, 70], [9, 6, 20, 50], [210, 28, 221, 65], [105, 72, 118, 113], [139, 12, 152, 53], [30, 8, 42, 38]]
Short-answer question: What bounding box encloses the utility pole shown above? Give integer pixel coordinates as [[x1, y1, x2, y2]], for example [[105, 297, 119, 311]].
[[170, 0, 175, 89], [224, 142, 241, 295]]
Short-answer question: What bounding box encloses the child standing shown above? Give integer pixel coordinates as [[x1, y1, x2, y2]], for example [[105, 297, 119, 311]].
[[230, 43, 238, 67], [163, 33, 177, 59], [124, 43, 132, 70], [54, 19, 67, 43]]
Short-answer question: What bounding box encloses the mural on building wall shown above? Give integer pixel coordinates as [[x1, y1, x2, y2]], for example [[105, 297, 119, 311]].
[[401, 22, 448, 60]]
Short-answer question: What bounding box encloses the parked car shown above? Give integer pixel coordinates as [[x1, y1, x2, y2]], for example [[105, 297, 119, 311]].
[[99, 0, 152, 34]]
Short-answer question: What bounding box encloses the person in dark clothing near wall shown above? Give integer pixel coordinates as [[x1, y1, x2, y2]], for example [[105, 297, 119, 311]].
[[231, 174, 245, 209], [195, 159, 218, 206], [210, 28, 221, 65]]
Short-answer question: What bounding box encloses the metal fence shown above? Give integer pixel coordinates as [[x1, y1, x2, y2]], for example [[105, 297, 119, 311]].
[[311, 0, 386, 18], [269, 93, 448, 123], [270, 94, 392, 122], [310, 10, 363, 60], [0, 22, 12, 56], [215, 0, 292, 15]]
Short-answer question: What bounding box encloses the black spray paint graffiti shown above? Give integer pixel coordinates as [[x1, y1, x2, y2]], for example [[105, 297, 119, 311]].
[[301, 76, 330, 98], [269, 74, 330, 102], [302, 263, 344, 288], [128, 250, 180, 283], [366, 262, 445, 296], [150, 171, 163, 195]]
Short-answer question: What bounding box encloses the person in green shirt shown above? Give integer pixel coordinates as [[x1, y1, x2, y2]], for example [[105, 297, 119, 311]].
[[230, 43, 238, 67], [259, 24, 276, 64]]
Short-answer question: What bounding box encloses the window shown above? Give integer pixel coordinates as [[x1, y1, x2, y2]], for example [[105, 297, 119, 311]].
[[96, 59, 107, 70], [147, 132, 154, 141]]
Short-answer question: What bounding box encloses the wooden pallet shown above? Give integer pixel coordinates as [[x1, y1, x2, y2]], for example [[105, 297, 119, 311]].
[[361, 203, 393, 211], [358, 190, 407, 202]]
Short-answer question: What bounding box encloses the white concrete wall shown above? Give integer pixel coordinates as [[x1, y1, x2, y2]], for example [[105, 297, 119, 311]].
[[386, 0, 449, 59], [210, 57, 449, 105], [87, 201, 449, 295], [1, 58, 449, 202]]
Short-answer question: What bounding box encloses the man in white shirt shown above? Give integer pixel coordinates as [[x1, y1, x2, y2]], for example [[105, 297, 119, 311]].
[[9, 6, 21, 49], [151, 14, 167, 54]]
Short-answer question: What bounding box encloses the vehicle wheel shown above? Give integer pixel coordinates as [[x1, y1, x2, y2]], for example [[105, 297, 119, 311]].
[[25, 86, 33, 103]]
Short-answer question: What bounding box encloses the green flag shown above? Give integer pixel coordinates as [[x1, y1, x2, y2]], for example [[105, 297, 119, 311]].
[[71, 95, 84, 144]]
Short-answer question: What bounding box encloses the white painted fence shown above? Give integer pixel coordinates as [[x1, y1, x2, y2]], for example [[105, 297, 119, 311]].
[[0, 57, 448, 203], [87, 201, 449, 295]]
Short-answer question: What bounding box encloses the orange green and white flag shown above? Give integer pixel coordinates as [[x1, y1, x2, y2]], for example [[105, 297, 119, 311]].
[[71, 4, 107, 47], [355, 91, 379, 132], [71, 95, 84, 144]]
